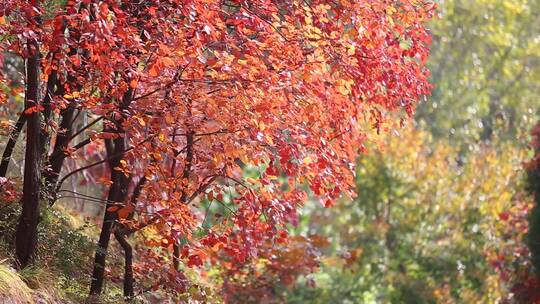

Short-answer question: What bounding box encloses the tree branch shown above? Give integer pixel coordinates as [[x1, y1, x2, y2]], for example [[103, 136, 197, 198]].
[[54, 135, 155, 196], [66, 115, 103, 144], [0, 113, 26, 177]]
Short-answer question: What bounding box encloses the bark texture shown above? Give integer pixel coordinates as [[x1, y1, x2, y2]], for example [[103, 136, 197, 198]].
[[15, 38, 42, 268]]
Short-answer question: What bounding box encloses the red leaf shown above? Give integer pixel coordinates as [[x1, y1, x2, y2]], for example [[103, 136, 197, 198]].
[[107, 206, 120, 212]]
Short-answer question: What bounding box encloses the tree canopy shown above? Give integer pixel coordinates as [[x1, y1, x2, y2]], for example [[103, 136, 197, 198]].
[[0, 0, 435, 300]]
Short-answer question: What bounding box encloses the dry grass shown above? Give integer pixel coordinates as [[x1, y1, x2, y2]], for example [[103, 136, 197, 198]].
[[0, 263, 34, 304]]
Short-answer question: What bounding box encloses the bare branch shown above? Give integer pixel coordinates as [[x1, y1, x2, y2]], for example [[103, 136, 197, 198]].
[[186, 175, 219, 204], [67, 116, 104, 143], [54, 135, 156, 196]]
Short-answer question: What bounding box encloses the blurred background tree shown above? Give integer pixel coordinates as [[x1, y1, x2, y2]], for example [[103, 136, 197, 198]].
[[286, 129, 529, 303], [416, 0, 540, 143]]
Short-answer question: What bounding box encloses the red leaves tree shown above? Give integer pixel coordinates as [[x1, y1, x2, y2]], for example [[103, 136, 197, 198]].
[[0, 0, 434, 299]]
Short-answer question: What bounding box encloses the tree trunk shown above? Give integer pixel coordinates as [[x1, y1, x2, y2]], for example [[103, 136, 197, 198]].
[[173, 243, 181, 271], [89, 89, 133, 296], [43, 106, 75, 203], [38, 71, 58, 158], [0, 113, 26, 177], [15, 38, 41, 268], [114, 230, 134, 300], [173, 128, 194, 270], [89, 137, 130, 295]]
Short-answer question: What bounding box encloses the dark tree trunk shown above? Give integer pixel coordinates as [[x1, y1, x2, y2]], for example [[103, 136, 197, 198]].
[[89, 136, 130, 295], [43, 106, 75, 203], [89, 89, 133, 296], [114, 230, 134, 300], [0, 113, 26, 177], [38, 71, 58, 157], [173, 129, 194, 270], [173, 243, 181, 271], [36, 7, 84, 204], [15, 38, 41, 268]]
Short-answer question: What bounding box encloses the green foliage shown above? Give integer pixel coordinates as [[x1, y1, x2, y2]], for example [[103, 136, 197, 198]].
[[417, 0, 540, 142], [287, 128, 527, 303], [37, 208, 95, 277], [0, 204, 125, 303]]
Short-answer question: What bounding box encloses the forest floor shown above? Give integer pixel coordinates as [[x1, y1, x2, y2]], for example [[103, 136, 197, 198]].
[[0, 204, 126, 303]]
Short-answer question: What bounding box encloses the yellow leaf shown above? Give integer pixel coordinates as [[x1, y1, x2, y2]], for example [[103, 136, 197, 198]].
[[347, 45, 356, 56], [338, 84, 350, 95], [137, 117, 146, 126], [63, 91, 80, 100]]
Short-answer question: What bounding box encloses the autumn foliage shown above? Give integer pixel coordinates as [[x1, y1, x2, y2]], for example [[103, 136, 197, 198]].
[[0, 0, 435, 300]]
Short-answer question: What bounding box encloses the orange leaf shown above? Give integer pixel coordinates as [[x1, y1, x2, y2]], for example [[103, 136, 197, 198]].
[[129, 79, 138, 89], [148, 65, 158, 77], [24, 105, 45, 114], [161, 57, 175, 67], [118, 204, 135, 219]]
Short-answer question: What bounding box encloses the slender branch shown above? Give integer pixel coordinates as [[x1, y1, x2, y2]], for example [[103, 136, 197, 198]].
[[54, 135, 155, 195], [57, 189, 120, 204], [132, 65, 187, 101], [179, 130, 194, 203], [174, 138, 201, 157], [242, 5, 291, 42], [215, 199, 238, 217], [171, 128, 244, 138], [170, 128, 178, 177], [70, 108, 82, 126], [174, 101, 194, 270], [71, 138, 92, 152], [0, 113, 26, 177], [66, 115, 103, 143], [130, 176, 147, 205], [115, 175, 217, 237], [132, 81, 177, 101], [55, 159, 107, 194], [201, 200, 213, 228], [55, 195, 110, 205], [48, 137, 91, 160], [222, 175, 250, 189], [178, 77, 245, 84], [186, 175, 218, 204]]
